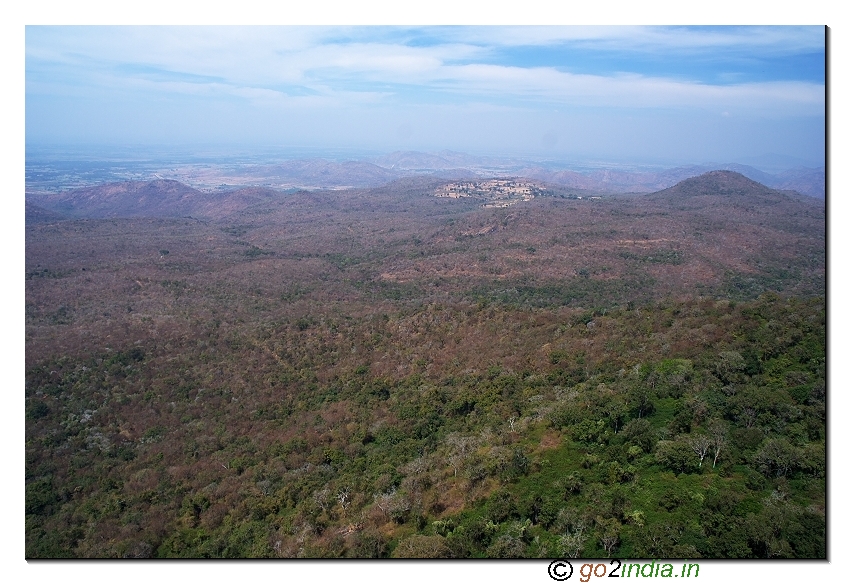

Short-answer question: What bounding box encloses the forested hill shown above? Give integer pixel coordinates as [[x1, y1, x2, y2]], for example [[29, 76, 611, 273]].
[[25, 295, 826, 558], [27, 169, 824, 224], [646, 170, 813, 204], [28, 180, 283, 220], [26, 169, 825, 558]]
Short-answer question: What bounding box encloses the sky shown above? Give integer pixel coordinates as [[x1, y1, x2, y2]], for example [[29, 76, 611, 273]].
[[26, 25, 826, 168]]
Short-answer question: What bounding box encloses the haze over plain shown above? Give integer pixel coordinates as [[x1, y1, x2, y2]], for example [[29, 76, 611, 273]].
[[26, 26, 825, 169]]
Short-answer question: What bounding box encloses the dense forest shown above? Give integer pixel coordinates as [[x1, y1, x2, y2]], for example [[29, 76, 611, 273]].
[[25, 171, 825, 558]]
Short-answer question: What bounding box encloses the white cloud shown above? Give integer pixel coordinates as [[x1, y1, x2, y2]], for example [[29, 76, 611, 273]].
[[24, 24, 825, 163], [27, 27, 825, 118], [386, 25, 825, 55]]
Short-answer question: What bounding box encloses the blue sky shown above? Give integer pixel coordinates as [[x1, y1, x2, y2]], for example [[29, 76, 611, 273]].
[[26, 25, 825, 167]]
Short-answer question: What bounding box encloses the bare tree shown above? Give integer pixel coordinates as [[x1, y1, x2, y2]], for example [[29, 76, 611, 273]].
[[596, 517, 621, 558], [708, 420, 728, 468], [314, 487, 331, 513], [446, 434, 475, 477], [690, 434, 712, 468], [401, 457, 429, 492], [373, 488, 396, 518], [558, 520, 587, 559], [337, 488, 351, 516], [739, 407, 757, 428]]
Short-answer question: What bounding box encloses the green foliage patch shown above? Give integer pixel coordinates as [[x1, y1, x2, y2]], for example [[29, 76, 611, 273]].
[[25, 294, 824, 558]]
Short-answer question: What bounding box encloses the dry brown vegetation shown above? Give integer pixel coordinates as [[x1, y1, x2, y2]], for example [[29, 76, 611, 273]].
[[26, 171, 825, 558]]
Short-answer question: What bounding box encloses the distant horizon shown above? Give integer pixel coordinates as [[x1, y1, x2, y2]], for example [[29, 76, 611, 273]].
[[25, 141, 823, 175], [27, 26, 825, 170], [25, 140, 826, 201]]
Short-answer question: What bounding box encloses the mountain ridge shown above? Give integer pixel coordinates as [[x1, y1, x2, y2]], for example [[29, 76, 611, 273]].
[[28, 179, 285, 220], [25, 150, 825, 198], [26, 169, 823, 223]]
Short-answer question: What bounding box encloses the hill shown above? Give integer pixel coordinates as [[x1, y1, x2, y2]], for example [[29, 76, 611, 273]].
[[25, 201, 68, 225], [25, 171, 824, 307], [772, 167, 826, 198], [28, 180, 285, 220], [30, 179, 204, 218], [520, 165, 824, 198], [25, 169, 825, 558], [26, 149, 825, 198], [647, 170, 799, 201]]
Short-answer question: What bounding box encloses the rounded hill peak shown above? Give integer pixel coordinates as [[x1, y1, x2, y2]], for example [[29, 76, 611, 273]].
[[652, 170, 778, 198], [641, 169, 823, 214]]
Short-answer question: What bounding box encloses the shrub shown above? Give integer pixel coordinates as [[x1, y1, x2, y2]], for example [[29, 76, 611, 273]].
[[391, 535, 452, 558]]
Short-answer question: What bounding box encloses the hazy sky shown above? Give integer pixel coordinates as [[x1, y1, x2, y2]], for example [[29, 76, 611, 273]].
[[26, 26, 825, 167]]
